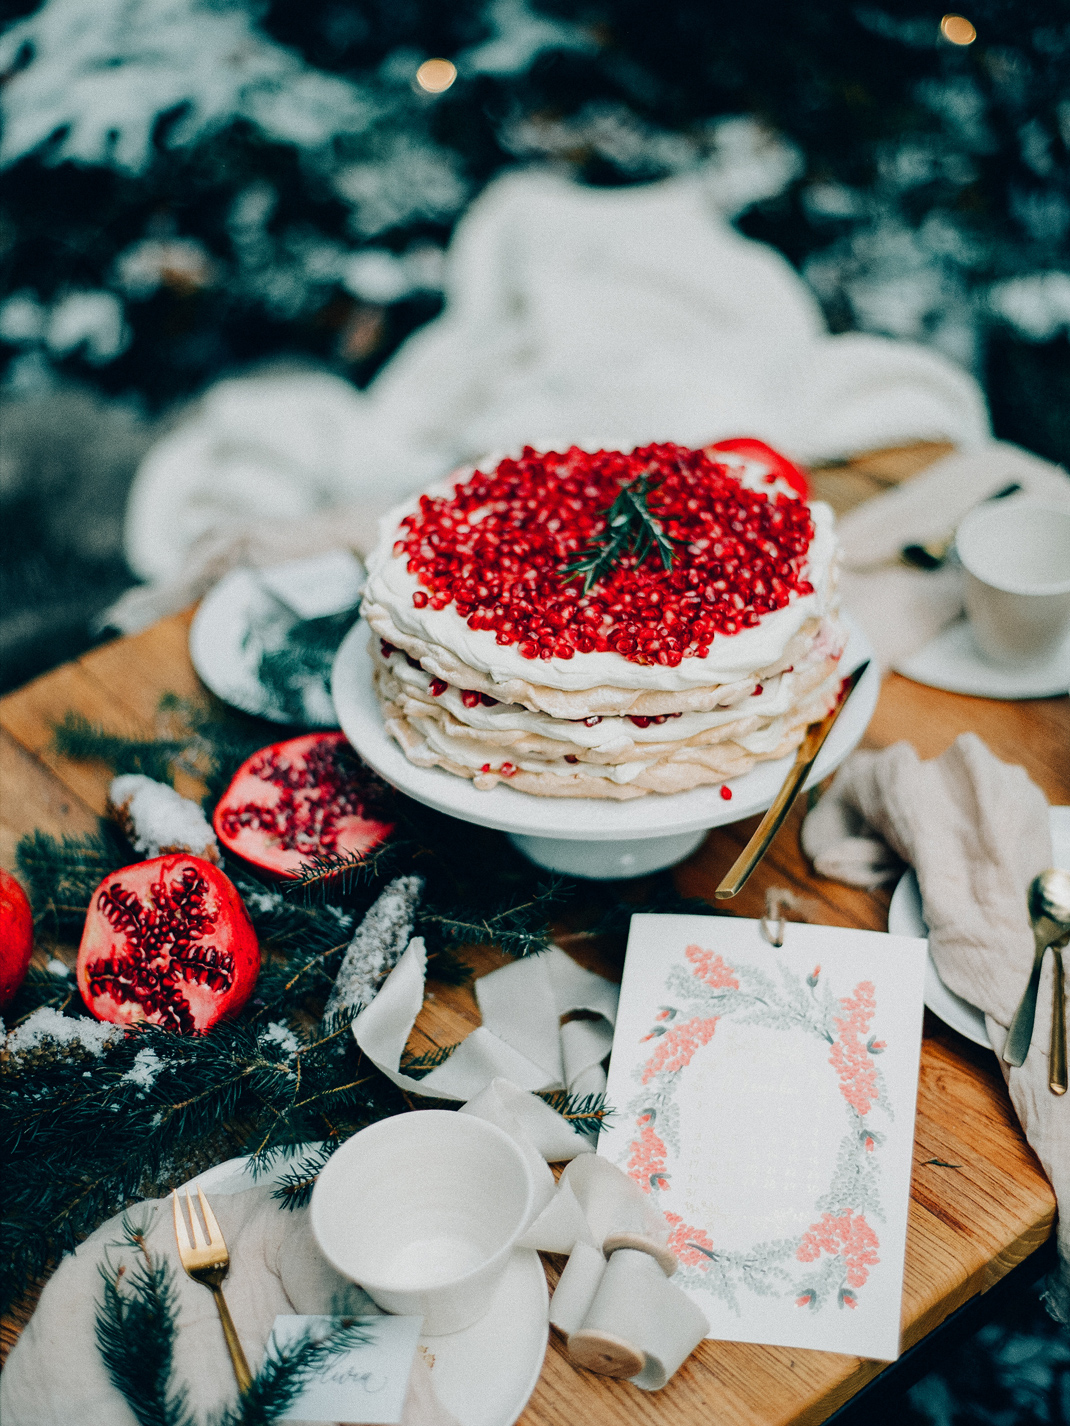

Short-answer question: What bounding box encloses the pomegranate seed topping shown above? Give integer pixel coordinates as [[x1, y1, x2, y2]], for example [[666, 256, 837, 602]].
[[480, 693, 499, 706], [751, 683, 764, 696], [380, 640, 397, 658], [720, 785, 733, 800], [461, 689, 481, 708], [429, 678, 448, 696], [565, 755, 579, 763], [500, 762, 517, 776], [481, 763, 491, 773], [395, 444, 814, 666]]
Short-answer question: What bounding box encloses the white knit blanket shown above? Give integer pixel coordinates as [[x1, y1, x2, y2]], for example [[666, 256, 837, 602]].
[[111, 165, 990, 629]]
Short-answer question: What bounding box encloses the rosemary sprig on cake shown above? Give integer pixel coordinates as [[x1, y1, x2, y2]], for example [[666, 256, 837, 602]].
[[561, 468, 680, 594]]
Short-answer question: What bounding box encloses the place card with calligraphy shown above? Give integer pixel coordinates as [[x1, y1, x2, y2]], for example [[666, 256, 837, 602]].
[[272, 1314, 422, 1425], [598, 914, 927, 1361]]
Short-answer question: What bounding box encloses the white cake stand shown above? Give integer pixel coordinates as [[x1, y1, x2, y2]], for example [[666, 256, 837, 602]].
[[331, 617, 879, 879]]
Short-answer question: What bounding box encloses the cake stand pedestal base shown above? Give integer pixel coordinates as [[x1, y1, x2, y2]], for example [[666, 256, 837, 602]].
[[507, 827, 708, 879]]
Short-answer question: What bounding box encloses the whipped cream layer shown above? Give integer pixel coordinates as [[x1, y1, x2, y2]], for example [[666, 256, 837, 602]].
[[364, 467, 838, 696]]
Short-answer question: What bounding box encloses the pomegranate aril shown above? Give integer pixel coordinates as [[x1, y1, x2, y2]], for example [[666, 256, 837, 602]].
[[429, 678, 448, 697]]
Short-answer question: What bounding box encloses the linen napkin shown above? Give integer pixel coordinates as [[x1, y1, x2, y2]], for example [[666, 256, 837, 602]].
[[0, 1184, 459, 1426], [835, 441, 1070, 670], [801, 733, 1068, 1321]]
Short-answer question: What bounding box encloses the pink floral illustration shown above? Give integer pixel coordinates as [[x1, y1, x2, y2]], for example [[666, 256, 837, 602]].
[[641, 1016, 720, 1082], [627, 1120, 670, 1192], [684, 944, 740, 990], [664, 1211, 716, 1269], [796, 1209, 880, 1288], [829, 981, 879, 1115]]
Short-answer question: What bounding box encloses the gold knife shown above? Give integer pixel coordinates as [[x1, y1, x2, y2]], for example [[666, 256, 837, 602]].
[[715, 661, 871, 900]]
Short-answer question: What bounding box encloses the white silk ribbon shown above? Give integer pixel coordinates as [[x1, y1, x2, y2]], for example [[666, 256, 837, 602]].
[[352, 938, 619, 1104], [353, 947, 707, 1390]]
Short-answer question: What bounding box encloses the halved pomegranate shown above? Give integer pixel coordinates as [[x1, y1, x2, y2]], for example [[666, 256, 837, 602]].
[[707, 437, 810, 499], [212, 732, 394, 878], [77, 855, 260, 1033], [0, 869, 34, 1008]]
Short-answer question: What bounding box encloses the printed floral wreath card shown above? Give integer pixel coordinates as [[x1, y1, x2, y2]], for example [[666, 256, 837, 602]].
[[598, 915, 928, 1361]]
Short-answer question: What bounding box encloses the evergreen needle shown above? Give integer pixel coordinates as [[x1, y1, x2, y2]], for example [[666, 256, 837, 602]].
[[561, 470, 679, 594]]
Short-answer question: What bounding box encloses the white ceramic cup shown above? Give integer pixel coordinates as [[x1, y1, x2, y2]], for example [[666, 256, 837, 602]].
[[955, 500, 1070, 668], [309, 1110, 535, 1335]]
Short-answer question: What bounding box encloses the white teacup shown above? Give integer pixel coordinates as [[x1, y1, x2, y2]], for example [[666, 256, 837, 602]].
[[955, 500, 1070, 668], [309, 1110, 535, 1335]]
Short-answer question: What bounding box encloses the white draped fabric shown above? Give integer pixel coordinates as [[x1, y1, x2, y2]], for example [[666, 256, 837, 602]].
[[117, 166, 990, 623]]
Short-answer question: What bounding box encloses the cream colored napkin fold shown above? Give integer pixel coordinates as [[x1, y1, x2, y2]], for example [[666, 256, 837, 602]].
[[835, 441, 1070, 669], [801, 734, 1068, 1322], [0, 1185, 459, 1426]]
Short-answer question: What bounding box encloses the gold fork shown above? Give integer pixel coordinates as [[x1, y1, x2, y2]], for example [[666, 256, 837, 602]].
[[173, 1185, 252, 1394]]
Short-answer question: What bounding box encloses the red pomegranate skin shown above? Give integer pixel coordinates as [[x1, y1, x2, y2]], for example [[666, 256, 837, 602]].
[[77, 855, 260, 1033], [212, 732, 394, 878], [0, 869, 34, 1008], [706, 437, 810, 499]]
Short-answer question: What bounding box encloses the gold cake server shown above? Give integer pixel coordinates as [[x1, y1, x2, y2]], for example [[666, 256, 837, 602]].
[[715, 661, 870, 900]]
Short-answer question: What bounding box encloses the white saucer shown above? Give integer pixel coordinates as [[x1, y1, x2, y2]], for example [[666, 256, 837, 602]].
[[887, 805, 1070, 1049], [194, 1151, 548, 1426], [331, 615, 879, 878], [189, 552, 365, 726], [896, 617, 1070, 700]]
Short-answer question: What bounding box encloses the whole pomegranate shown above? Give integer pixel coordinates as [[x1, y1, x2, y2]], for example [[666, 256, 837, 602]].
[[213, 732, 394, 878], [77, 855, 260, 1033], [0, 869, 34, 1008]]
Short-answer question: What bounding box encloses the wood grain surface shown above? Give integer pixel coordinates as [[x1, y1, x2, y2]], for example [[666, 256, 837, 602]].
[[2, 596, 1067, 1421]]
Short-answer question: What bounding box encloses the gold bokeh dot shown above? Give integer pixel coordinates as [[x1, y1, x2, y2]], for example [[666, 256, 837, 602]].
[[416, 59, 457, 93], [940, 14, 977, 45]]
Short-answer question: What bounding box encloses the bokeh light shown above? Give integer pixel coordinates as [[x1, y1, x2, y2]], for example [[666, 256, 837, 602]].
[[940, 14, 977, 45], [416, 59, 457, 93]]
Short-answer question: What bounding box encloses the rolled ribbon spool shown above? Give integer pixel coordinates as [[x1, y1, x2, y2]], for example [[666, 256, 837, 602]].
[[549, 1235, 708, 1391]]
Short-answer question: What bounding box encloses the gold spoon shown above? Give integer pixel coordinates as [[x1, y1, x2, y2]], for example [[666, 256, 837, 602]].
[[1003, 868, 1070, 1086], [1049, 931, 1068, 1095]]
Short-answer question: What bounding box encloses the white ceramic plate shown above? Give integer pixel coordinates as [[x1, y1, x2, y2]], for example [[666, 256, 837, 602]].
[[192, 1151, 548, 1426], [189, 552, 365, 726], [331, 615, 879, 844], [896, 617, 1070, 700], [887, 805, 1070, 1049]]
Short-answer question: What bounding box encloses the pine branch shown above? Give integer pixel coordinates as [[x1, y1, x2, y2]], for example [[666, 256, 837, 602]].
[[268, 1144, 340, 1211], [281, 840, 406, 903], [95, 1218, 196, 1426], [52, 712, 185, 784], [214, 1323, 373, 1426], [424, 945, 473, 987], [561, 470, 679, 594], [536, 1090, 613, 1138], [16, 825, 134, 934], [255, 603, 362, 726], [399, 1041, 462, 1080], [418, 880, 569, 959], [94, 1216, 371, 1426]]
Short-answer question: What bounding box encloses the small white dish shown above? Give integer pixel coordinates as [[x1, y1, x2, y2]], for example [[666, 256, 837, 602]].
[[895, 617, 1070, 700], [331, 614, 879, 879], [190, 1147, 549, 1426], [189, 552, 365, 725], [887, 805, 1070, 1048]]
